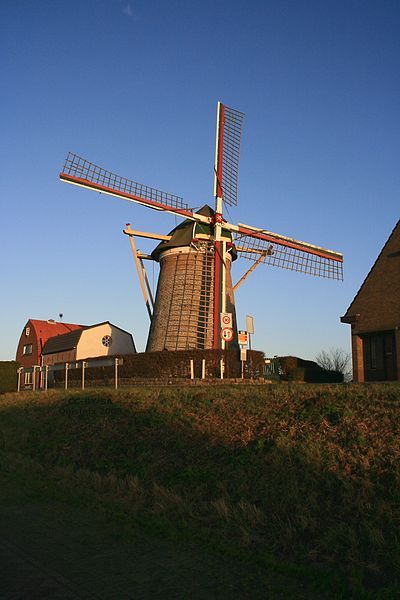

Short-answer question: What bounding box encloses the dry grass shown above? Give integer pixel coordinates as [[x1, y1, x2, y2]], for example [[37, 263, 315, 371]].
[[1, 383, 400, 594]]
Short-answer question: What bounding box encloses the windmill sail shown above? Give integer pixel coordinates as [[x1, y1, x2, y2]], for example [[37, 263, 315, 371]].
[[59, 102, 344, 354], [214, 105, 245, 207], [235, 225, 343, 280], [60, 152, 194, 218]]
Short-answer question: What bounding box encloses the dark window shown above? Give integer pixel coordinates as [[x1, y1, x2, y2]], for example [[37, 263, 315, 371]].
[[370, 337, 377, 369], [102, 335, 112, 347], [23, 344, 33, 355]]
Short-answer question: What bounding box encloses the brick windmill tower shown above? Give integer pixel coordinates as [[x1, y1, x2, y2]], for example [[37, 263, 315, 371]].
[[60, 102, 343, 351]]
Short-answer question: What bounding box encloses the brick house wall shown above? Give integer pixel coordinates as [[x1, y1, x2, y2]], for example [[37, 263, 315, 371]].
[[15, 321, 40, 370], [341, 220, 400, 382]]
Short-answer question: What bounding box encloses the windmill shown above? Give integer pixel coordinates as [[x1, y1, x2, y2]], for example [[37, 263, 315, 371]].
[[59, 102, 343, 351]]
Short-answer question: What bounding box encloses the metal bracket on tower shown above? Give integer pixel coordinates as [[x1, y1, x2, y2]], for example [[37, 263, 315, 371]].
[[124, 224, 154, 320], [233, 250, 267, 292]]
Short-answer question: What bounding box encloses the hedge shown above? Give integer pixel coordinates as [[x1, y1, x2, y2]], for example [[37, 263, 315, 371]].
[[279, 356, 344, 383], [53, 349, 265, 385]]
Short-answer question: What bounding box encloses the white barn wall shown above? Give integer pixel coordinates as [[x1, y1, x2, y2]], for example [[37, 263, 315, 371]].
[[76, 323, 135, 360]]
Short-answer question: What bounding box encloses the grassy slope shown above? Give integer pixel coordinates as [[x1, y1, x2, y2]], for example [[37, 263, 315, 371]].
[[1, 466, 310, 599], [1, 383, 400, 597]]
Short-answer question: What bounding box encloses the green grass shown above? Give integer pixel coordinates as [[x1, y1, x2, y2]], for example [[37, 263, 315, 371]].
[[1, 383, 400, 597]]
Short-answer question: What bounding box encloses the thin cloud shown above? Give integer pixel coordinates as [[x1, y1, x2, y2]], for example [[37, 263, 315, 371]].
[[123, 3, 133, 17]]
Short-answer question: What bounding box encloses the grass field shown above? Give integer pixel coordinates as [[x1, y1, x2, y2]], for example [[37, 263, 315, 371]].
[[1, 383, 399, 597]]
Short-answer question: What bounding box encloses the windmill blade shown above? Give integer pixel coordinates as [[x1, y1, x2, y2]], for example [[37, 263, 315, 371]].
[[214, 104, 245, 207], [60, 152, 198, 220], [234, 224, 343, 280]]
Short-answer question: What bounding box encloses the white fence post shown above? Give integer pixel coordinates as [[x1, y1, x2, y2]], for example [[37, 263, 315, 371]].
[[220, 358, 224, 380], [115, 358, 119, 390], [65, 363, 69, 390], [45, 365, 48, 391], [190, 359, 194, 380], [32, 366, 37, 391], [201, 359, 206, 380], [17, 368, 22, 392], [82, 362, 86, 390]]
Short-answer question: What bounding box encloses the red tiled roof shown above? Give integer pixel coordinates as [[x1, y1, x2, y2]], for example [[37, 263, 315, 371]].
[[29, 319, 85, 355]]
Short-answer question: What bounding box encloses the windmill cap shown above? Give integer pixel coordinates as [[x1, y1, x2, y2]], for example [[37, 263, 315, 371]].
[[151, 204, 237, 261]]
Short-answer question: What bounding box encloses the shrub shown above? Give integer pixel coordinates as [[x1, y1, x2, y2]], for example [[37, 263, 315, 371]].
[[52, 349, 265, 384], [286, 367, 306, 381], [0, 361, 19, 394], [279, 356, 344, 383], [311, 369, 343, 383]]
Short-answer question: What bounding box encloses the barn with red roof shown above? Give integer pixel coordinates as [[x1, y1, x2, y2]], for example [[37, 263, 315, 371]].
[[16, 319, 84, 377], [16, 318, 136, 389]]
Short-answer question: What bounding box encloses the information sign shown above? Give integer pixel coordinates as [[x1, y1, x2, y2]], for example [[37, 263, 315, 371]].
[[220, 312, 233, 328], [221, 327, 234, 342], [246, 315, 254, 334], [238, 330, 248, 346]]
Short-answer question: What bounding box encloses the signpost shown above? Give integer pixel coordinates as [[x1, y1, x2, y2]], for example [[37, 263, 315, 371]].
[[238, 325, 249, 380], [240, 347, 247, 379], [246, 315, 254, 349], [246, 315, 254, 333], [220, 312, 233, 327], [220, 312, 233, 349], [221, 327, 234, 342], [238, 330, 248, 346]]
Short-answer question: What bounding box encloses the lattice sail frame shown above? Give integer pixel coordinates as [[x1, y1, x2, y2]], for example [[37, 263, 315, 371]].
[[220, 106, 245, 207], [235, 232, 343, 280], [61, 152, 189, 212], [59, 102, 344, 318]]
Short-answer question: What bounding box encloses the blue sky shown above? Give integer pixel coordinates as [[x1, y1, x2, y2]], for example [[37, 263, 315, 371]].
[[1, 0, 399, 360]]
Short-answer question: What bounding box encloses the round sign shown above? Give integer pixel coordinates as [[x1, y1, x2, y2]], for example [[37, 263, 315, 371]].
[[221, 327, 234, 342], [221, 314, 232, 326]]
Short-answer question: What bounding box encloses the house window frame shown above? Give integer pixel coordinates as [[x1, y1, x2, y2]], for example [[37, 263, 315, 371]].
[[370, 337, 377, 370], [25, 327, 30, 337], [24, 371, 32, 385], [23, 344, 33, 355]]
